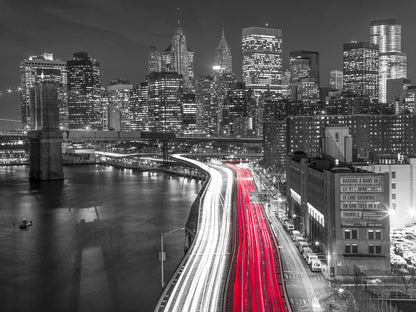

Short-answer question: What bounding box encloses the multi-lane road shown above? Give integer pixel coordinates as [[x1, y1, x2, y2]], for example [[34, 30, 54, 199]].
[[155, 155, 234, 312], [155, 158, 291, 312]]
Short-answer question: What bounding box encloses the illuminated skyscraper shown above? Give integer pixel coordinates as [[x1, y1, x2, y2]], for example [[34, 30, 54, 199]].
[[370, 19, 407, 103], [20, 53, 68, 129], [343, 42, 379, 101], [214, 28, 232, 73], [106, 79, 133, 131], [162, 21, 194, 91], [147, 72, 183, 132], [289, 51, 319, 103], [242, 26, 283, 95], [330, 70, 343, 90], [67, 52, 103, 129]]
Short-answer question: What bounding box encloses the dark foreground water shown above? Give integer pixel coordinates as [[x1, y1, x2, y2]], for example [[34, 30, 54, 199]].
[[0, 165, 201, 312]]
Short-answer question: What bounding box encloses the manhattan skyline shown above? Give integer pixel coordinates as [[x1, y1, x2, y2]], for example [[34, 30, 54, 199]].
[[1, 0, 416, 120]]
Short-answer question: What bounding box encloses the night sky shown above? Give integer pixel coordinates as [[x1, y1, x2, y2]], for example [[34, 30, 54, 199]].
[[1, 0, 416, 125]]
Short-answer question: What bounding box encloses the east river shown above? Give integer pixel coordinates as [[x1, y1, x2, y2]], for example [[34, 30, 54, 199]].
[[0, 165, 201, 312]]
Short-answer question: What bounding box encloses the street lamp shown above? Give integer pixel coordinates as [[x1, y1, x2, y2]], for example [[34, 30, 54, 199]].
[[160, 227, 185, 288], [338, 288, 357, 312]]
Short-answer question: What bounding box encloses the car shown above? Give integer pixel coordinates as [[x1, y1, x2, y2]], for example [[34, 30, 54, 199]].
[[389, 291, 410, 299], [366, 278, 382, 285], [366, 289, 382, 299]]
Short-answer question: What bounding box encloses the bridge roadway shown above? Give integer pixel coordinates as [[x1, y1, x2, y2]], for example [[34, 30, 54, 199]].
[[0, 130, 262, 144], [154, 155, 234, 312]]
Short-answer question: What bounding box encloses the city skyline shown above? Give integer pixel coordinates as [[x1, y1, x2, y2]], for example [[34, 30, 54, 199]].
[[1, 0, 416, 121]]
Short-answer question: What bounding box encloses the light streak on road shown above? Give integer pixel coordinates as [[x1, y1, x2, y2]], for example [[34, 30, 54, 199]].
[[229, 165, 290, 312], [159, 154, 234, 312]]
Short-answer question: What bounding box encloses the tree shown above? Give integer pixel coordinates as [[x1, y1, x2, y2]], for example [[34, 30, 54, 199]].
[[392, 263, 416, 295]]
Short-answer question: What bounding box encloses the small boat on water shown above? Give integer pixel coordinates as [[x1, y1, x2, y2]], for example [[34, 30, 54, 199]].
[[19, 218, 33, 230]]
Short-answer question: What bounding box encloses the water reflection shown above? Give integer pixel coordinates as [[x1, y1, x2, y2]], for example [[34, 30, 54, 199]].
[[0, 165, 201, 312]]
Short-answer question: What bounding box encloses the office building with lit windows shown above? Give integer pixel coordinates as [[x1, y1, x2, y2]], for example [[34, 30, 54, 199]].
[[148, 46, 162, 73], [147, 72, 183, 133], [20, 53, 68, 129], [242, 26, 283, 95], [343, 42, 379, 101], [67, 52, 103, 130], [106, 79, 133, 131], [130, 82, 150, 131], [286, 125, 390, 279], [370, 19, 407, 104], [330, 70, 343, 90]]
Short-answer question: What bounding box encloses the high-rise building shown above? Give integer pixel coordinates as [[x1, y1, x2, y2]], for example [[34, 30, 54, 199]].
[[370, 19, 407, 103], [330, 70, 343, 90], [242, 26, 283, 95], [106, 79, 133, 131], [130, 82, 150, 131], [214, 28, 232, 73], [343, 42, 379, 101], [20, 53, 68, 129], [290, 51, 319, 84], [162, 21, 194, 91], [67, 52, 103, 130], [147, 72, 183, 133], [148, 46, 162, 73], [182, 93, 197, 134], [196, 76, 218, 135]]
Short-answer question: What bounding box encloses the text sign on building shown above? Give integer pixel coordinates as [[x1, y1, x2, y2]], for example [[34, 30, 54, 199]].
[[339, 175, 385, 227]]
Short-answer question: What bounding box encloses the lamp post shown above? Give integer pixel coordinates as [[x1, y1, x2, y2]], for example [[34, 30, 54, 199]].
[[160, 227, 185, 288], [338, 288, 357, 312]]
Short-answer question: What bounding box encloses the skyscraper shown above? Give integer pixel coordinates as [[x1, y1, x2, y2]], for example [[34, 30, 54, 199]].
[[214, 28, 232, 73], [162, 21, 194, 91], [67, 52, 103, 130], [106, 79, 133, 131], [343, 42, 379, 101], [242, 26, 283, 95], [148, 46, 162, 73], [370, 19, 407, 103], [289, 51, 320, 103], [330, 70, 343, 90], [289, 51, 319, 84], [20, 53, 67, 129], [147, 72, 183, 133]]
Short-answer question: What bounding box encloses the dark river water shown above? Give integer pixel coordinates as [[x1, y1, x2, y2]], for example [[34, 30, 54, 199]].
[[0, 165, 201, 312]]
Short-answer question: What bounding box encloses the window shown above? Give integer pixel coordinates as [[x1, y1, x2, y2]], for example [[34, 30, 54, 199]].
[[352, 229, 358, 239], [345, 244, 351, 253], [369, 244, 375, 254], [375, 230, 381, 240], [368, 230, 374, 240], [392, 182, 396, 189], [345, 230, 351, 239], [392, 193, 396, 200], [352, 244, 358, 254], [392, 171, 396, 179], [376, 245, 382, 254]]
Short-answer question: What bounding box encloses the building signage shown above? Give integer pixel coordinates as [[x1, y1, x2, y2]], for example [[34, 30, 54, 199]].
[[341, 202, 380, 209], [340, 177, 380, 184], [340, 186, 382, 192], [339, 175, 385, 227]]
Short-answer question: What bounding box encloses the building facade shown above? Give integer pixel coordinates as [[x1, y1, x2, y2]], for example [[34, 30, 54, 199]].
[[67, 52, 103, 130], [147, 72, 183, 133], [286, 140, 390, 279], [106, 79, 133, 131], [214, 28, 232, 73], [343, 42, 379, 101], [370, 19, 407, 103], [20, 53, 68, 129], [330, 70, 343, 90], [162, 21, 195, 91], [242, 26, 283, 95]]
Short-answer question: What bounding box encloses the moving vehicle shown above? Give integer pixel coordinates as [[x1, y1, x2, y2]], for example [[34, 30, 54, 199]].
[[291, 230, 301, 241], [285, 222, 294, 232], [298, 241, 309, 253], [302, 247, 313, 259]]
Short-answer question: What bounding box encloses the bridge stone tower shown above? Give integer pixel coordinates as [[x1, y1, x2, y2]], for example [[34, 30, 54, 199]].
[[28, 82, 64, 180]]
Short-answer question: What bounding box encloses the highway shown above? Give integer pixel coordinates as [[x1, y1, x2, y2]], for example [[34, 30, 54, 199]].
[[156, 155, 234, 311], [228, 165, 290, 312]]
